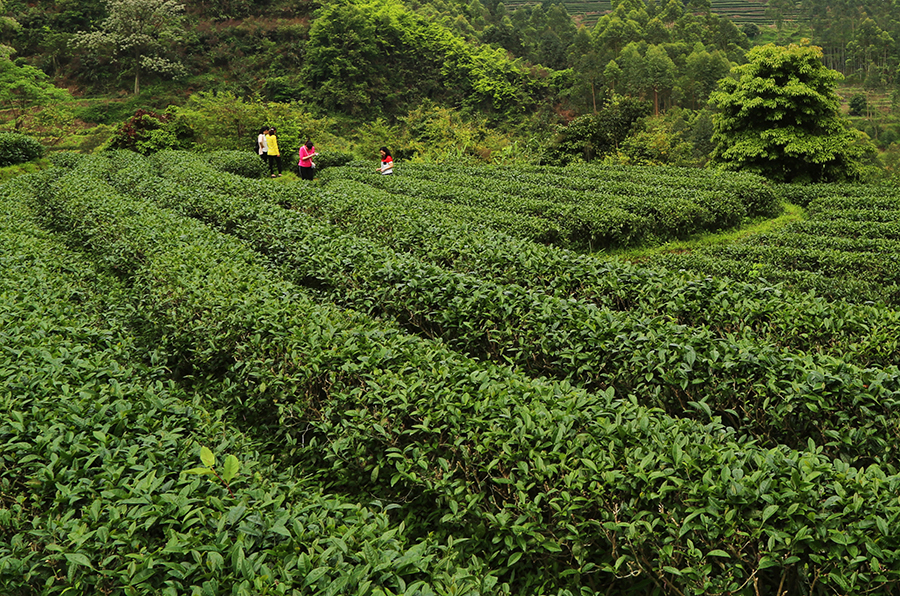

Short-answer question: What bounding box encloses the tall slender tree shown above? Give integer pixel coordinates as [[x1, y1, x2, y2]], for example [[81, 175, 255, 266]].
[[644, 44, 675, 115]]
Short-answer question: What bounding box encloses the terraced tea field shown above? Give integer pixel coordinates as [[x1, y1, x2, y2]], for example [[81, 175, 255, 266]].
[[3, 151, 900, 595], [507, 0, 778, 26]]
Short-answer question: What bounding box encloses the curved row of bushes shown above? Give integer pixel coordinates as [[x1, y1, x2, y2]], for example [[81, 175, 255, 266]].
[[403, 163, 781, 222], [0, 172, 487, 596], [323, 160, 779, 249], [649, 183, 900, 306], [124, 152, 900, 468], [153, 156, 900, 368], [24, 153, 900, 594]]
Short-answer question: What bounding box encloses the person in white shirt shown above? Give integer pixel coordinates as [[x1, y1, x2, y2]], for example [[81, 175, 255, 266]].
[[257, 126, 269, 164], [377, 147, 393, 175]]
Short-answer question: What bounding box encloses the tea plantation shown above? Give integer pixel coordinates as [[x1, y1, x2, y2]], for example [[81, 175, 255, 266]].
[[3, 151, 900, 595]]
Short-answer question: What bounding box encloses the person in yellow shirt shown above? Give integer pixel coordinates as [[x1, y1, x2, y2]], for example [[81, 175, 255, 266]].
[[266, 127, 282, 177]]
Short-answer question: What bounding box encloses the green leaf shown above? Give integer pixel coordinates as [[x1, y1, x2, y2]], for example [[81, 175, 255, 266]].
[[543, 540, 562, 553], [200, 446, 215, 468], [223, 454, 240, 482], [758, 556, 780, 569], [183, 467, 214, 476], [304, 567, 330, 586], [761, 504, 778, 523], [207, 551, 224, 573], [662, 566, 682, 576], [707, 549, 730, 558], [64, 553, 94, 569]]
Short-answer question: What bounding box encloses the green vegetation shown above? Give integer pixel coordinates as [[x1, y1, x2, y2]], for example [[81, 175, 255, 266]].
[[648, 183, 900, 305], [7, 1, 900, 594], [607, 201, 805, 257], [318, 160, 779, 249], [710, 42, 873, 182], [71, 0, 188, 95], [0, 52, 70, 130], [6, 152, 900, 595], [5, 0, 900, 179], [0, 130, 44, 165]]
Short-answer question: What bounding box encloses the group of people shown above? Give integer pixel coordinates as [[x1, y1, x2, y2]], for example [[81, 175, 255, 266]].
[[256, 125, 394, 179], [257, 125, 300, 178]]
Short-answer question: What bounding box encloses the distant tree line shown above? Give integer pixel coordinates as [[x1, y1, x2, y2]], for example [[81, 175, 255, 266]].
[[793, 0, 900, 85], [8, 0, 900, 111], [4, 0, 745, 118], [0, 0, 889, 181]]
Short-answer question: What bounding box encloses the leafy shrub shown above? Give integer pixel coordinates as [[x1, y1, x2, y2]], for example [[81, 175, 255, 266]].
[[108, 108, 194, 155], [311, 150, 354, 172], [31, 155, 900, 595], [879, 126, 899, 149], [49, 151, 84, 169], [775, 183, 821, 206], [204, 150, 267, 178], [544, 94, 651, 164], [263, 75, 304, 102], [849, 93, 867, 116], [0, 132, 44, 167]]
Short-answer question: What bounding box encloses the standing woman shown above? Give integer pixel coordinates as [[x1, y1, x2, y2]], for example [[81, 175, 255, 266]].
[[377, 147, 393, 175], [298, 140, 317, 180], [257, 126, 269, 163], [266, 127, 282, 177]]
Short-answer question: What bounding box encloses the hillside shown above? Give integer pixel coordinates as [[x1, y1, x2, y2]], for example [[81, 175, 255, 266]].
[[6, 0, 900, 177], [507, 0, 786, 26]]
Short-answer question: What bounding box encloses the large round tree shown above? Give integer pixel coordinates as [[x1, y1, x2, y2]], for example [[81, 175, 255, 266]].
[[709, 42, 872, 182]]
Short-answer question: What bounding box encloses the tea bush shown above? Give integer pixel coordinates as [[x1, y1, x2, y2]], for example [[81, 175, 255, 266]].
[[110, 153, 900, 468], [180, 156, 900, 368], [0, 132, 44, 166], [0, 169, 489, 596], [309, 149, 354, 171], [16, 152, 900, 595], [205, 150, 267, 178]]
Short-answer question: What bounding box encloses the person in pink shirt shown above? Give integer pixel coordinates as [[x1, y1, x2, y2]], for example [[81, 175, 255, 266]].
[[298, 140, 318, 180]]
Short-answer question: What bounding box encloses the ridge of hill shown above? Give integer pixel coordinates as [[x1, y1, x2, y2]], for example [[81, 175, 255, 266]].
[[507, 0, 787, 26]]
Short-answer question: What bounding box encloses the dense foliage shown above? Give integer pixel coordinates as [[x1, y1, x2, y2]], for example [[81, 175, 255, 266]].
[[0, 130, 44, 165], [6, 151, 900, 595], [0, 171, 484, 594], [0, 53, 71, 130], [791, 0, 900, 81], [6, 0, 900, 173], [3, 0, 751, 121], [649, 182, 900, 305], [710, 42, 873, 182], [319, 160, 779, 249], [204, 149, 268, 178], [300, 0, 544, 118]]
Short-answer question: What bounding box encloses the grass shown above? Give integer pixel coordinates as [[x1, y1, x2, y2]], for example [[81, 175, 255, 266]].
[[0, 158, 52, 182], [605, 201, 805, 260]]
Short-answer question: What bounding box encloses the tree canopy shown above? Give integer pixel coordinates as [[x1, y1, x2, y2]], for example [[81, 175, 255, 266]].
[[72, 0, 186, 95], [0, 56, 70, 130], [300, 0, 542, 119], [709, 42, 873, 182]]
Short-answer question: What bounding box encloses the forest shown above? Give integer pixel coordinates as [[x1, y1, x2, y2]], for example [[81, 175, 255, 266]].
[[3, 0, 900, 175]]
